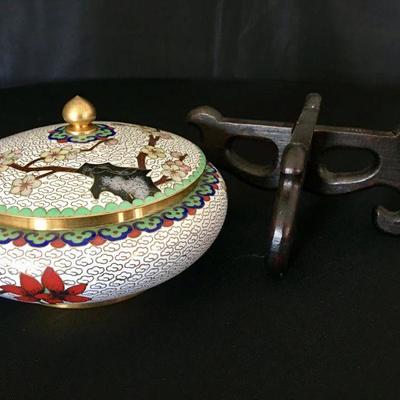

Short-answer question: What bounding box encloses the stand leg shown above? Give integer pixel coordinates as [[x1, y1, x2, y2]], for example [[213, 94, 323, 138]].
[[268, 94, 321, 275]]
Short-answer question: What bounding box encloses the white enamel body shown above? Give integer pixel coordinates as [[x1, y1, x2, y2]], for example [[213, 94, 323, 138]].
[[0, 174, 227, 307], [0, 120, 227, 307]]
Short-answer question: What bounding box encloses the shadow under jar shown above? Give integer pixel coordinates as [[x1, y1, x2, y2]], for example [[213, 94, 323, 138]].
[[0, 96, 227, 308]]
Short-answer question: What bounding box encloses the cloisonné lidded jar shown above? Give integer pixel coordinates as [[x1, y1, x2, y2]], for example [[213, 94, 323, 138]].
[[0, 96, 227, 308]]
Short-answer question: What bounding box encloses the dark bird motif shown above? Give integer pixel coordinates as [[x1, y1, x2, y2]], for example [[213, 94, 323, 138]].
[[77, 163, 160, 202]]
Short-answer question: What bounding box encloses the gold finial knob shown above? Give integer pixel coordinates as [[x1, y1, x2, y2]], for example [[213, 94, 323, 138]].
[[62, 95, 97, 135]]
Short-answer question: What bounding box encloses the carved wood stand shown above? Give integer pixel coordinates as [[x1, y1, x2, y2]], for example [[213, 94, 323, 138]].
[[188, 94, 400, 276]]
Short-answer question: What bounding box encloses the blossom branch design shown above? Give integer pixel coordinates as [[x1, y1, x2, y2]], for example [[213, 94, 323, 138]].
[[80, 140, 108, 153], [136, 131, 161, 170], [153, 176, 171, 186], [9, 163, 78, 174], [24, 157, 44, 168], [0, 129, 192, 201], [2, 139, 117, 197], [135, 129, 191, 187], [8, 139, 113, 177]]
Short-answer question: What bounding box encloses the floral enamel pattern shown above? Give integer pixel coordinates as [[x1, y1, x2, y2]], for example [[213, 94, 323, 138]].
[[2, 137, 121, 199], [0, 267, 90, 304], [0, 108, 227, 307], [0, 164, 220, 248], [0, 123, 202, 217], [0, 149, 22, 171], [0, 163, 227, 307]]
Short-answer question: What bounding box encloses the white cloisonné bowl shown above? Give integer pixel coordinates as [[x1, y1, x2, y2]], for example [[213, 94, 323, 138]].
[[0, 96, 227, 308]]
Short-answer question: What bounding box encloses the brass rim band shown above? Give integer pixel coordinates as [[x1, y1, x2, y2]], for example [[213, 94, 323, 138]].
[[0, 176, 202, 231], [44, 291, 142, 309]]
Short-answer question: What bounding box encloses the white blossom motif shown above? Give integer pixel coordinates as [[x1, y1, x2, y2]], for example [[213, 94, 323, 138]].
[[173, 160, 191, 174], [104, 138, 119, 146], [170, 151, 185, 159], [40, 145, 80, 163], [161, 160, 191, 182], [140, 145, 166, 160], [0, 149, 22, 172], [10, 175, 42, 196]]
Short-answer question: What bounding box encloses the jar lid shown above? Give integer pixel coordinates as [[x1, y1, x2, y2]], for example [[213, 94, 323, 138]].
[[0, 96, 206, 230]]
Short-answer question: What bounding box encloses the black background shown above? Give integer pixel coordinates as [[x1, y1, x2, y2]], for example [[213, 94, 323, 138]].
[[1, 0, 400, 88], [1, 1, 400, 399], [1, 79, 400, 400]]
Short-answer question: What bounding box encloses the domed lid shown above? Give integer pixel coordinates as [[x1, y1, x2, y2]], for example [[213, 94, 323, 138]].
[[0, 96, 206, 230]]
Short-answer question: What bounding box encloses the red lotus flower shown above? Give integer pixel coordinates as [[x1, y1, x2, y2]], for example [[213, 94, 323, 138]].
[[0, 267, 91, 304], [1, 273, 45, 303], [40, 267, 90, 304]]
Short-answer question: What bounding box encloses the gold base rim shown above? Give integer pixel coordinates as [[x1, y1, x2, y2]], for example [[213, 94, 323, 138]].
[[65, 123, 97, 136], [43, 291, 143, 309]]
